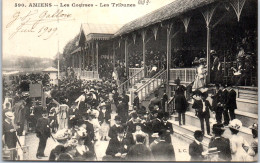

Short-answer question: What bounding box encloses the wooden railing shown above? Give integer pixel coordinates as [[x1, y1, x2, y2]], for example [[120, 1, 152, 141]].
[[167, 97, 175, 114], [73, 68, 99, 79], [119, 68, 144, 93], [129, 68, 143, 77], [170, 68, 196, 83], [136, 69, 167, 102]]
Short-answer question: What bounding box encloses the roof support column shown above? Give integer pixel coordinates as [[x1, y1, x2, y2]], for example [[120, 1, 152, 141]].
[[166, 23, 172, 95], [113, 42, 116, 67], [201, 3, 218, 84], [91, 42, 94, 71], [125, 37, 129, 78], [141, 30, 147, 77], [96, 41, 99, 74]]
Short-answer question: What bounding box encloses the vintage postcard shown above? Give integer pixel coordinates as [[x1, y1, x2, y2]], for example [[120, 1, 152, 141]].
[[2, 0, 258, 161]]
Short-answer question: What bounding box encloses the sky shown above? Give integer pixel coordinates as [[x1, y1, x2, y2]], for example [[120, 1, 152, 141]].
[[3, 0, 174, 59]]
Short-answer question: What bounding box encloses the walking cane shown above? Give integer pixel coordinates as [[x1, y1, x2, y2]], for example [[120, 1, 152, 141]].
[[15, 133, 26, 154]]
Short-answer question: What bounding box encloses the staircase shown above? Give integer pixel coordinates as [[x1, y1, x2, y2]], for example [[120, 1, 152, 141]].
[[169, 86, 258, 147], [118, 68, 145, 94], [121, 69, 167, 110]]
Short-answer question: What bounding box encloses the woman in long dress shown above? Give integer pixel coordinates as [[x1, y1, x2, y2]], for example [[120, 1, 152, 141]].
[[228, 119, 253, 161], [192, 58, 207, 91]]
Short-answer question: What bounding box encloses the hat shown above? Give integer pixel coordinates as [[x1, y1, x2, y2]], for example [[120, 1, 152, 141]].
[[100, 102, 106, 108], [249, 123, 258, 131], [199, 58, 207, 64], [90, 88, 95, 92], [114, 115, 122, 121], [229, 119, 242, 131], [151, 132, 159, 138], [174, 78, 181, 85], [210, 50, 217, 55], [5, 112, 14, 119], [212, 123, 225, 133]]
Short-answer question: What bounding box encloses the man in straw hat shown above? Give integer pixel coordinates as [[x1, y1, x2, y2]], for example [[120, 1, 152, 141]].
[[3, 111, 17, 149]]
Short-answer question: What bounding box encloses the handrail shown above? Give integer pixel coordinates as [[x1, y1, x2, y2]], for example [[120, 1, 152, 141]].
[[118, 68, 144, 93], [136, 69, 167, 102], [136, 69, 165, 92]]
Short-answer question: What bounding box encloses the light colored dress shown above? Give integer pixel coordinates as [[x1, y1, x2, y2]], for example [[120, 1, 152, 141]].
[[192, 65, 206, 91], [58, 104, 69, 130], [230, 134, 253, 161]]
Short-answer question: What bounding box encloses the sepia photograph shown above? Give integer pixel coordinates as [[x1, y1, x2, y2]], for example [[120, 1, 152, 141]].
[[2, 0, 258, 161]]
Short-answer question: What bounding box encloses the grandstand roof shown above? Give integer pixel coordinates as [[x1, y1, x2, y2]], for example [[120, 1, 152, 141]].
[[80, 23, 123, 41], [114, 0, 217, 36]]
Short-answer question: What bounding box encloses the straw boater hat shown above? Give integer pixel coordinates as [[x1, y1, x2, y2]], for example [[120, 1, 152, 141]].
[[229, 119, 242, 131]]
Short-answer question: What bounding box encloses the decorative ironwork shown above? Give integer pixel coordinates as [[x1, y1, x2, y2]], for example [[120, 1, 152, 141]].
[[152, 26, 159, 40], [132, 33, 136, 44], [181, 16, 191, 33], [229, 0, 246, 22], [201, 3, 219, 27]]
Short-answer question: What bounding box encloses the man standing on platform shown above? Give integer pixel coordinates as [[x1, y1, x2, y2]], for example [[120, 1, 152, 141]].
[[133, 92, 140, 111], [192, 92, 212, 136], [226, 86, 237, 121], [211, 84, 224, 124], [36, 110, 51, 159]]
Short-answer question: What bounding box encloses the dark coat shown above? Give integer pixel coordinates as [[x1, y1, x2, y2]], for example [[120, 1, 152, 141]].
[[189, 140, 204, 161], [209, 136, 232, 161], [106, 137, 130, 157], [192, 99, 212, 119], [117, 103, 128, 121], [175, 94, 187, 113], [162, 121, 174, 143], [108, 125, 121, 139], [226, 89, 237, 110], [3, 121, 17, 148], [133, 96, 140, 110], [151, 140, 175, 161], [211, 89, 224, 112], [98, 110, 111, 124], [126, 144, 153, 161], [36, 117, 51, 138]]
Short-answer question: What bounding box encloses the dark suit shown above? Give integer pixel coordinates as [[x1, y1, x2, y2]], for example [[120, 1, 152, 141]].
[[162, 121, 174, 144], [189, 140, 204, 161], [3, 121, 17, 148], [36, 117, 51, 157], [117, 103, 128, 123], [126, 144, 153, 161], [83, 121, 95, 152], [133, 96, 140, 110], [212, 89, 224, 123], [222, 89, 229, 125], [151, 140, 175, 161], [106, 137, 130, 160], [98, 110, 111, 124], [226, 89, 237, 120], [192, 99, 212, 134], [162, 93, 168, 112], [108, 125, 121, 139], [209, 136, 232, 161]]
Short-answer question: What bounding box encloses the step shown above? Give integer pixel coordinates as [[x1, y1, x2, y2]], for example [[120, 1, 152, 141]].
[[236, 98, 258, 114], [169, 119, 255, 148], [188, 103, 258, 128], [184, 111, 254, 143], [169, 120, 211, 146], [188, 97, 258, 115]]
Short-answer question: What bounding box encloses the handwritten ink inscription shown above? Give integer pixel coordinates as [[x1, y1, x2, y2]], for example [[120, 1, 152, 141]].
[[6, 9, 72, 40]]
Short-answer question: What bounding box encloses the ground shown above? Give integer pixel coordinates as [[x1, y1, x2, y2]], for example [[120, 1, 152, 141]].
[[25, 131, 190, 161]]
